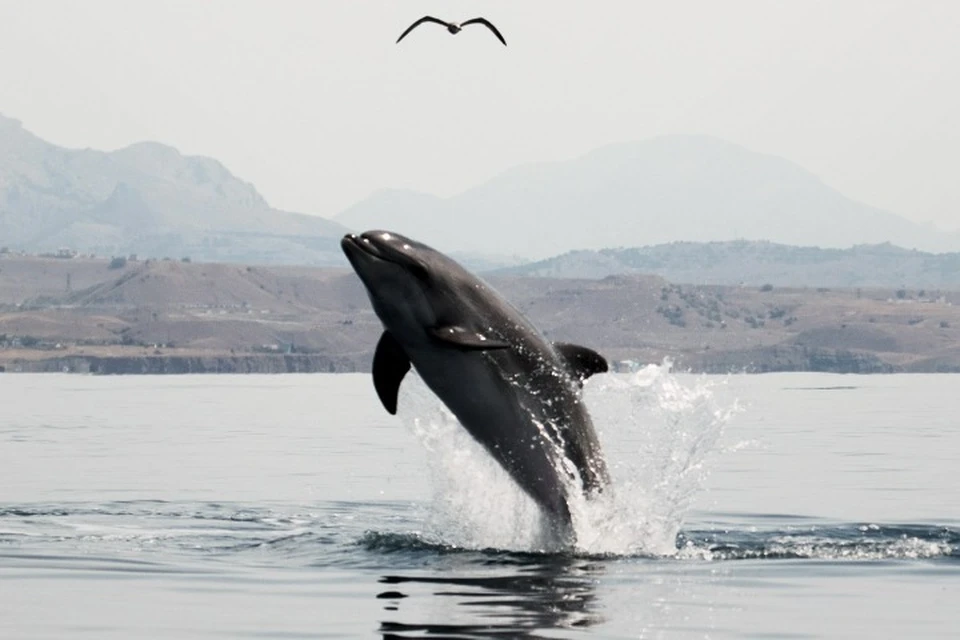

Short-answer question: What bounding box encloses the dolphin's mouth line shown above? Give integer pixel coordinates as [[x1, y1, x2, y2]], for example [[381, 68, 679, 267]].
[[342, 233, 429, 275], [343, 233, 412, 268], [342, 234, 387, 261]]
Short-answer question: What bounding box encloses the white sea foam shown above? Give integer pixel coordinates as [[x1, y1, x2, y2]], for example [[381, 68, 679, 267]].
[[395, 362, 738, 555]]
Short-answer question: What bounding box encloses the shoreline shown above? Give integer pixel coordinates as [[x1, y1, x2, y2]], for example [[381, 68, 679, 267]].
[[3, 346, 956, 375], [4, 256, 960, 375]]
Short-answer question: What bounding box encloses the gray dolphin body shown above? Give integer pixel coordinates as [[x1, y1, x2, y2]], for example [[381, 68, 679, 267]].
[[341, 230, 610, 531]]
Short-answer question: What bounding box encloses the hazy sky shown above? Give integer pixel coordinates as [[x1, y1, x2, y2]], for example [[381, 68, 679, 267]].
[[1, 1, 957, 229]]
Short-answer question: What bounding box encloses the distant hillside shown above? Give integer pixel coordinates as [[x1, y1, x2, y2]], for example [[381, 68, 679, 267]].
[[0, 114, 347, 265], [4, 255, 960, 374], [494, 241, 960, 289], [335, 135, 959, 259]]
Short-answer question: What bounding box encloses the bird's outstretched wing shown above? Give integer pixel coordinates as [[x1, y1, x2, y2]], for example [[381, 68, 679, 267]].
[[461, 17, 507, 46], [396, 16, 449, 43]]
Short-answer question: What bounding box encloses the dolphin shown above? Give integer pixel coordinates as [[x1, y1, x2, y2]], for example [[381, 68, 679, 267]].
[[341, 230, 610, 533]]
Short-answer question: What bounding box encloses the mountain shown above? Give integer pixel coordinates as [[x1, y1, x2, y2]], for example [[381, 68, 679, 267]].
[[0, 114, 347, 264], [335, 135, 959, 259], [9, 118, 956, 269], [494, 241, 960, 289]]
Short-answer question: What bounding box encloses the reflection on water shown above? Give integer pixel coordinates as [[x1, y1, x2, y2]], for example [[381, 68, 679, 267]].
[[377, 559, 603, 639], [368, 519, 960, 639]]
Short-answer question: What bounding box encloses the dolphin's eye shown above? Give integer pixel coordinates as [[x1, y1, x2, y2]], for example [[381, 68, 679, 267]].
[[410, 263, 430, 281]]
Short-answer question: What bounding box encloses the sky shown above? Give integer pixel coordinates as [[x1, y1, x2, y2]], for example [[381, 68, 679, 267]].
[[0, 1, 957, 230]]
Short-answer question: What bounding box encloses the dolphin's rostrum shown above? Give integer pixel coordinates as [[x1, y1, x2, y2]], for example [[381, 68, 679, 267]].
[[396, 16, 507, 46], [341, 230, 609, 536]]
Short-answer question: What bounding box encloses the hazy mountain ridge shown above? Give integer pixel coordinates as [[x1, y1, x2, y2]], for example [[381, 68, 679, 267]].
[[0, 114, 347, 264], [335, 135, 959, 258], [7, 114, 959, 275], [495, 240, 960, 288]]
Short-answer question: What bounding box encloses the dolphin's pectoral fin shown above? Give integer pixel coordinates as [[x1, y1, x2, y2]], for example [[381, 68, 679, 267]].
[[554, 343, 608, 382], [430, 325, 510, 350], [373, 331, 411, 415]]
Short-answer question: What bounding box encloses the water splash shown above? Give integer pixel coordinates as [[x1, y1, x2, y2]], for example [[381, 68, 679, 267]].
[[574, 363, 739, 555], [394, 362, 737, 555], [396, 383, 548, 551]]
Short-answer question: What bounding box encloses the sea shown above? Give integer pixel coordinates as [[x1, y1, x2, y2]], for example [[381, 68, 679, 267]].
[[1, 369, 957, 639]]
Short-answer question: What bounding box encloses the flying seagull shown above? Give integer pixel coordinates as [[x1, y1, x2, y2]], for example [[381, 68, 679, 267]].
[[396, 16, 507, 46]]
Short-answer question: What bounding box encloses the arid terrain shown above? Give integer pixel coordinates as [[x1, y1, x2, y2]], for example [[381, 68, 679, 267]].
[[2, 253, 960, 374]]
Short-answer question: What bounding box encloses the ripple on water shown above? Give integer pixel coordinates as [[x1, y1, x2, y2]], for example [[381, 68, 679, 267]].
[[4, 499, 956, 569]]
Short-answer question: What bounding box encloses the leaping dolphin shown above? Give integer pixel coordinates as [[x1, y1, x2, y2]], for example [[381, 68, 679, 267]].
[[396, 16, 507, 46], [341, 230, 609, 534]]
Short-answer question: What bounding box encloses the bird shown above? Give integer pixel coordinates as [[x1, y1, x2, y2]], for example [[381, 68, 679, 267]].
[[395, 16, 507, 46]]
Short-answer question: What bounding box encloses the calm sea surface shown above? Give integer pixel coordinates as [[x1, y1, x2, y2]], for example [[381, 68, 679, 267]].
[[1, 370, 957, 638]]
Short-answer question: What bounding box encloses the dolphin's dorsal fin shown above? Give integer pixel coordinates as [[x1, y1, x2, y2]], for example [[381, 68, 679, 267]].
[[430, 325, 510, 350], [554, 342, 608, 382], [373, 331, 411, 415]]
